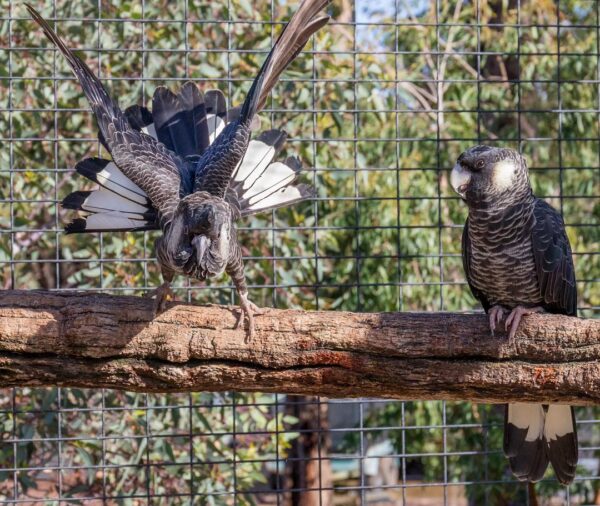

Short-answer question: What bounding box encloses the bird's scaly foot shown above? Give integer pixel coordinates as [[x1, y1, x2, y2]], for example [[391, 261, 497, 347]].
[[147, 282, 175, 315], [488, 305, 508, 336], [236, 291, 261, 341], [505, 305, 545, 340]]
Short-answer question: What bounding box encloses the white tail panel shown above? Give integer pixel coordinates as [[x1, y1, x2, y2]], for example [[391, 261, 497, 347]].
[[244, 162, 296, 201], [84, 212, 151, 230], [207, 113, 226, 143], [508, 403, 545, 442], [246, 185, 306, 212], [544, 405, 574, 441], [80, 189, 150, 215], [141, 123, 158, 140], [95, 162, 148, 205], [232, 139, 277, 187]]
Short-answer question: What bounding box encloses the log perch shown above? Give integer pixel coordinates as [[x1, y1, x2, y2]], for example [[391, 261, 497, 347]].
[[0, 290, 599, 404]]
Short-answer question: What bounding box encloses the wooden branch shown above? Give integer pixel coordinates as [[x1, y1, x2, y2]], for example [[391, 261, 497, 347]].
[[0, 290, 599, 404]]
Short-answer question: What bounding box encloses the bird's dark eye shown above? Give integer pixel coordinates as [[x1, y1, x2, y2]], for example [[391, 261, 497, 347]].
[[475, 159, 485, 170]]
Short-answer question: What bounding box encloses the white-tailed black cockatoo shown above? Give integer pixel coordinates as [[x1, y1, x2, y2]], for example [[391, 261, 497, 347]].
[[452, 145, 578, 484], [27, 1, 330, 338]]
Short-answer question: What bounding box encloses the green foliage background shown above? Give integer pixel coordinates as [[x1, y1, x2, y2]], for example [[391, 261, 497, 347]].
[[0, 0, 598, 504]]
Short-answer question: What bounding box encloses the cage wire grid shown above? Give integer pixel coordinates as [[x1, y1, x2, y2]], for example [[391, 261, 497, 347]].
[[0, 0, 599, 504]]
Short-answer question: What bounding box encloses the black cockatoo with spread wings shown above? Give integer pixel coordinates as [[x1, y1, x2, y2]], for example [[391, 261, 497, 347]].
[[452, 145, 578, 485], [27, 1, 330, 338]]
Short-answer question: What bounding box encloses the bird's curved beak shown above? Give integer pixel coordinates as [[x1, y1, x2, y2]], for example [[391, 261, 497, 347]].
[[451, 163, 471, 199], [192, 235, 211, 264]]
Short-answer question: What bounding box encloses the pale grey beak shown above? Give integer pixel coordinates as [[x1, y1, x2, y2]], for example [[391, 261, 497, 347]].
[[192, 235, 211, 264], [451, 163, 471, 198]]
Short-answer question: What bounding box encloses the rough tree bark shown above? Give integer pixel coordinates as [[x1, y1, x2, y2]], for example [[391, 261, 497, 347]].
[[0, 290, 599, 404]]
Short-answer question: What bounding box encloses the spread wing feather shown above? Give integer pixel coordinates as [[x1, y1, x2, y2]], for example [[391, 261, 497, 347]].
[[205, 90, 228, 143], [63, 158, 159, 233], [74, 158, 149, 206], [65, 215, 156, 234], [152, 83, 210, 159], [63, 189, 153, 217]]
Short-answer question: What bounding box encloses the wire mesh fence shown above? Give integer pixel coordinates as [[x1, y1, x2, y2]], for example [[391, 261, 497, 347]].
[[0, 0, 599, 504]]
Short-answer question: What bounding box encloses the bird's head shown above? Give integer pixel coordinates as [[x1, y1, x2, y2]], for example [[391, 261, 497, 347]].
[[164, 194, 232, 278], [183, 195, 231, 278], [189, 205, 231, 277], [451, 146, 531, 207]]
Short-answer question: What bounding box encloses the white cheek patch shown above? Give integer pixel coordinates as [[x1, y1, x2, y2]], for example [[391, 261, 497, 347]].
[[493, 160, 517, 191]]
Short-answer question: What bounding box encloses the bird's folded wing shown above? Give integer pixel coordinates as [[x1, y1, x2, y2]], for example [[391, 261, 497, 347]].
[[531, 199, 577, 316]]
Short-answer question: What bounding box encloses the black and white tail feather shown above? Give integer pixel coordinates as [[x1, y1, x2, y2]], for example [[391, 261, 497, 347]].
[[63, 83, 313, 233], [504, 403, 578, 484]]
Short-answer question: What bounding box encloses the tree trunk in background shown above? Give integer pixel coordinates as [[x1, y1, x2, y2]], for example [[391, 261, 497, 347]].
[[484, 0, 520, 79], [285, 396, 332, 506], [528, 483, 539, 506]]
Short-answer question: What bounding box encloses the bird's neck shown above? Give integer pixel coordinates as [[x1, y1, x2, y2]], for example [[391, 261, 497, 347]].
[[467, 195, 536, 242], [467, 184, 534, 211]]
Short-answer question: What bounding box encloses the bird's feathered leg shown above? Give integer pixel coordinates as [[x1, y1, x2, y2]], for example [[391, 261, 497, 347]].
[[238, 290, 261, 341], [505, 305, 545, 340], [152, 281, 175, 314], [147, 267, 175, 314], [225, 240, 261, 340], [488, 304, 508, 336]]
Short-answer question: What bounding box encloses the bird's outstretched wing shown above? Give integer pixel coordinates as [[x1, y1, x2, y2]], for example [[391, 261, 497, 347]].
[[192, 0, 330, 198], [531, 198, 577, 316], [461, 219, 492, 312], [27, 4, 185, 226]]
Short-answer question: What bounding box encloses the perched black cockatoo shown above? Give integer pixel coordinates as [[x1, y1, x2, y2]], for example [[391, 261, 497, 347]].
[[27, 1, 330, 337], [451, 146, 578, 484]]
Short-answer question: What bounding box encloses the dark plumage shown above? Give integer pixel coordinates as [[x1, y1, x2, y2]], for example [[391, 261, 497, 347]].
[[152, 84, 210, 160], [27, 0, 329, 338], [452, 145, 578, 485]]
